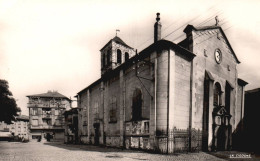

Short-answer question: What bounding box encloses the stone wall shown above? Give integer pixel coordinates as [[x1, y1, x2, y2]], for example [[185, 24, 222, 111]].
[[103, 73, 121, 146], [78, 89, 89, 143], [235, 85, 243, 129], [77, 29, 244, 152], [191, 29, 238, 129], [173, 52, 191, 129], [189, 28, 239, 150], [78, 54, 154, 148], [155, 50, 169, 134]]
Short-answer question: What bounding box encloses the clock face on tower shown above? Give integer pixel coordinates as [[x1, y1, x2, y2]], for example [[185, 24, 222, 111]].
[[215, 49, 222, 64]]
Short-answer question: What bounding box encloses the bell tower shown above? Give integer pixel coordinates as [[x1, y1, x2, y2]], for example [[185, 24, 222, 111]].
[[100, 35, 135, 76]]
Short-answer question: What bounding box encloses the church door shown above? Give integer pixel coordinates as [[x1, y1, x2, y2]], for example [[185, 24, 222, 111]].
[[93, 123, 100, 145], [212, 82, 232, 151]]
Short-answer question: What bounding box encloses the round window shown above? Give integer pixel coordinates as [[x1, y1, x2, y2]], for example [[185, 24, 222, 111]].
[[215, 49, 222, 64]]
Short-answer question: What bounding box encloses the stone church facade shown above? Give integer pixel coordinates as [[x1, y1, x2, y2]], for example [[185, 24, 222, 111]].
[[76, 13, 247, 153]]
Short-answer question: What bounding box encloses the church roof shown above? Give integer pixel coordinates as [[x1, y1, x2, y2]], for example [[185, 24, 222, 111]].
[[186, 25, 220, 31], [138, 39, 195, 60], [77, 39, 195, 96], [100, 36, 133, 51], [183, 24, 240, 64], [27, 91, 70, 100]]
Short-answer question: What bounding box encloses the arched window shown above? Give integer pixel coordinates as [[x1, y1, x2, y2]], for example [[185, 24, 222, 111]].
[[214, 82, 222, 106], [125, 52, 129, 62], [117, 49, 122, 64], [132, 88, 142, 121], [107, 50, 111, 65]]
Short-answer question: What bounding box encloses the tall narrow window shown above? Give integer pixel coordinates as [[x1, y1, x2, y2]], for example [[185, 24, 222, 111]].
[[225, 83, 232, 114], [107, 50, 111, 65], [214, 82, 222, 106], [125, 52, 129, 62], [103, 53, 106, 67], [132, 88, 142, 121], [94, 102, 99, 119], [55, 110, 59, 115], [32, 108, 38, 115], [117, 49, 122, 64], [109, 96, 117, 123]]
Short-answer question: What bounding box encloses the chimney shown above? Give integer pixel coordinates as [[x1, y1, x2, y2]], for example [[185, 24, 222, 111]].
[[154, 13, 162, 43]]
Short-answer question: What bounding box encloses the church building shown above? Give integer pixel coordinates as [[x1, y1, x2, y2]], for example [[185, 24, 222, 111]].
[[76, 13, 247, 153]]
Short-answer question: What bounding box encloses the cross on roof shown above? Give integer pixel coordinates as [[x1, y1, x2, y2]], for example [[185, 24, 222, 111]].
[[116, 29, 120, 36]]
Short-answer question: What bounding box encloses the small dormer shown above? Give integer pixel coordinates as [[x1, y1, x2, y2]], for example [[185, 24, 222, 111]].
[[100, 36, 135, 75]]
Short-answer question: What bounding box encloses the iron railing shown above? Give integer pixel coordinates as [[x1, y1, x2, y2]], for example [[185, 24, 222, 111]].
[[156, 128, 202, 154]]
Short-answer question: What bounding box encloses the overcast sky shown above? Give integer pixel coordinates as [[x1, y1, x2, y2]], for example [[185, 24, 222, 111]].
[[1, 0, 260, 115]]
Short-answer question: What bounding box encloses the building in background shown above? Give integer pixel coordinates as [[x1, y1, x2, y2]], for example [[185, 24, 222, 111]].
[[27, 91, 71, 142], [76, 13, 247, 153], [64, 108, 79, 144], [234, 88, 260, 153], [0, 115, 29, 141], [0, 121, 12, 141], [10, 115, 29, 141]]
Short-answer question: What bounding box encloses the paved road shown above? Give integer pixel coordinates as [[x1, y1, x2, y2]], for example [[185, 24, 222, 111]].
[[0, 141, 256, 161]]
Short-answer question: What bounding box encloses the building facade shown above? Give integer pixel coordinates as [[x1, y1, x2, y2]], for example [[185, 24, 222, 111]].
[[10, 115, 29, 140], [27, 91, 71, 141], [76, 13, 247, 153], [0, 121, 13, 141], [64, 108, 79, 144], [235, 88, 260, 153], [0, 115, 29, 141]]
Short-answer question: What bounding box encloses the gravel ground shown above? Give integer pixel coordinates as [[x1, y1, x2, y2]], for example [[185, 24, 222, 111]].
[[0, 141, 257, 161]]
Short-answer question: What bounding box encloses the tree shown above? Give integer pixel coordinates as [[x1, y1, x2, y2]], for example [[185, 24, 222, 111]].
[[0, 79, 20, 124]]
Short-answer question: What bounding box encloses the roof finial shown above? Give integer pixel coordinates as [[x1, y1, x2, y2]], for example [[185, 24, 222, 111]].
[[116, 29, 120, 36], [156, 13, 160, 22], [215, 16, 219, 26]]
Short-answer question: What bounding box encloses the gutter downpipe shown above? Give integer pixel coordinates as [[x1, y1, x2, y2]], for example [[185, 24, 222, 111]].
[[166, 49, 170, 154], [188, 57, 194, 152]]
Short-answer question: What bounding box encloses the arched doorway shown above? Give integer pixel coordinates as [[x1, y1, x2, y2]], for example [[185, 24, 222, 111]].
[[211, 82, 232, 151], [203, 77, 232, 151], [93, 123, 100, 145]]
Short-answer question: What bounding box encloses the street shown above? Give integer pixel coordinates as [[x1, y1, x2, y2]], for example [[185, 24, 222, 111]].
[[0, 141, 257, 161]]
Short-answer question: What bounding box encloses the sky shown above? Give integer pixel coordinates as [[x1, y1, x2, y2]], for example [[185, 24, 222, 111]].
[[0, 0, 260, 115]]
